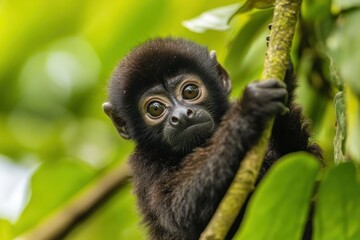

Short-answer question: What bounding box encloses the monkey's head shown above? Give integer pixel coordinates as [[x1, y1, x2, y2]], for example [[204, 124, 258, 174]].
[[103, 37, 231, 154]]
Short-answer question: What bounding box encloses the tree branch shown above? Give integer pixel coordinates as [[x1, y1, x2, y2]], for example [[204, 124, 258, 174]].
[[16, 163, 130, 240], [200, 0, 302, 239]]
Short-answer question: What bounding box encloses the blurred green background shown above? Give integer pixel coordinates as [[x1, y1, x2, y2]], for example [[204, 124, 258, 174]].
[[0, 0, 359, 239], [0, 1, 245, 239]]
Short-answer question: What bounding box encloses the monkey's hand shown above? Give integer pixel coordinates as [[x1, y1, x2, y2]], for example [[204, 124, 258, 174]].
[[266, 25, 296, 102], [240, 79, 289, 120]]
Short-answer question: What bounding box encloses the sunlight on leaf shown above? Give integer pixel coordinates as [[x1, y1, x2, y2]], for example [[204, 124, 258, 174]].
[[0, 219, 13, 240], [0, 156, 37, 223], [235, 153, 320, 240], [314, 162, 360, 240], [345, 87, 360, 163], [182, 3, 241, 33], [236, 0, 274, 14]]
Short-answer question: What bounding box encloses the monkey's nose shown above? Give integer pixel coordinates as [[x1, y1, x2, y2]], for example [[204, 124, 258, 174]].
[[187, 109, 194, 118], [170, 107, 194, 126], [171, 116, 179, 125]]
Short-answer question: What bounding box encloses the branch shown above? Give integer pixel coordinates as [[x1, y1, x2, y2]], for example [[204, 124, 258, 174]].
[[200, 0, 302, 239], [16, 163, 130, 240]]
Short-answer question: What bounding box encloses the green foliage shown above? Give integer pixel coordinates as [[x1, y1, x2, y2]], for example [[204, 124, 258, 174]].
[[326, 3, 360, 162], [333, 92, 346, 163], [332, 0, 360, 12], [314, 162, 360, 240], [182, 3, 242, 33], [235, 153, 320, 240], [1, 0, 360, 239], [0, 1, 236, 238], [328, 10, 360, 96], [14, 159, 96, 235], [64, 185, 145, 240], [193, 0, 360, 239], [0, 220, 13, 240], [235, 0, 274, 14], [225, 9, 273, 91]]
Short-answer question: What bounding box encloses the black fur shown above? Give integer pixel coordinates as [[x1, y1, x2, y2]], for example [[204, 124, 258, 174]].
[[104, 37, 322, 240]]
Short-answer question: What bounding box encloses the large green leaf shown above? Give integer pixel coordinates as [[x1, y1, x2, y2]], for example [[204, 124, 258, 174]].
[[327, 10, 360, 97], [314, 162, 360, 240], [235, 153, 320, 240], [14, 159, 95, 235]]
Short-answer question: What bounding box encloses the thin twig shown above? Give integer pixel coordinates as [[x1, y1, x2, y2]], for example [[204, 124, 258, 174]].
[[16, 163, 130, 240]]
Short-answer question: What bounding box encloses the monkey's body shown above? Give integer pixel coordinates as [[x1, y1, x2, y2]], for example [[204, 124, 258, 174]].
[[104, 37, 322, 240]]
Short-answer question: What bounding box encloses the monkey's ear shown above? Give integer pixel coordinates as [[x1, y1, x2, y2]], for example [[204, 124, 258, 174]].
[[102, 102, 131, 140], [210, 50, 231, 95]]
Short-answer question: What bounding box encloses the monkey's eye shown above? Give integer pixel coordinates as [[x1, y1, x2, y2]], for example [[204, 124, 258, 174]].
[[182, 84, 199, 100], [147, 101, 166, 118]]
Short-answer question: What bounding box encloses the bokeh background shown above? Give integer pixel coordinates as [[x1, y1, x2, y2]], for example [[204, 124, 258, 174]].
[[1, 0, 358, 239]]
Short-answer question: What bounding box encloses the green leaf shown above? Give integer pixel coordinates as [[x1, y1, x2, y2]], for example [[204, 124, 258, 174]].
[[302, 0, 331, 21], [182, 3, 241, 33], [235, 153, 320, 240], [64, 184, 145, 240], [314, 162, 360, 240], [345, 87, 360, 163], [333, 92, 347, 164], [14, 159, 95, 235], [236, 0, 274, 14], [327, 10, 360, 97], [0, 219, 13, 240], [224, 9, 272, 86], [332, 0, 360, 13]]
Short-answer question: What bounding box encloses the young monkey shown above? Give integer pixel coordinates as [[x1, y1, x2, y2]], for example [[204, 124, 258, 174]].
[[103, 37, 322, 240]]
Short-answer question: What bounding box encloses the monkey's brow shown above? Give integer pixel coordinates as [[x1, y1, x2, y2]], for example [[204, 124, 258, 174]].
[[166, 75, 185, 89], [140, 84, 166, 97]]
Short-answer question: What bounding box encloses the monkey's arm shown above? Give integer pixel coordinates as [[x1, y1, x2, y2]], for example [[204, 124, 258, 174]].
[[151, 80, 288, 238], [269, 63, 323, 161], [264, 32, 320, 159], [263, 33, 320, 159]]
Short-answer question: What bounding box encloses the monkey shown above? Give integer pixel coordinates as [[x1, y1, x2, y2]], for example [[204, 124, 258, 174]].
[[103, 37, 322, 240]]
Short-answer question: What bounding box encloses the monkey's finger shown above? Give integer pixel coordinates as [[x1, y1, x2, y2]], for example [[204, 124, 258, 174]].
[[280, 106, 290, 115], [268, 23, 272, 30], [255, 86, 288, 104], [257, 79, 286, 89], [265, 102, 289, 116]]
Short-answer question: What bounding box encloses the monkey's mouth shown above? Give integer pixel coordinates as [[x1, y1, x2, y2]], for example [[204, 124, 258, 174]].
[[170, 120, 214, 151], [181, 121, 213, 134]]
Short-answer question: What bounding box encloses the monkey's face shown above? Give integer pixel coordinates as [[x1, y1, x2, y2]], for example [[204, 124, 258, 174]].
[[138, 74, 216, 153], [104, 38, 232, 155]]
